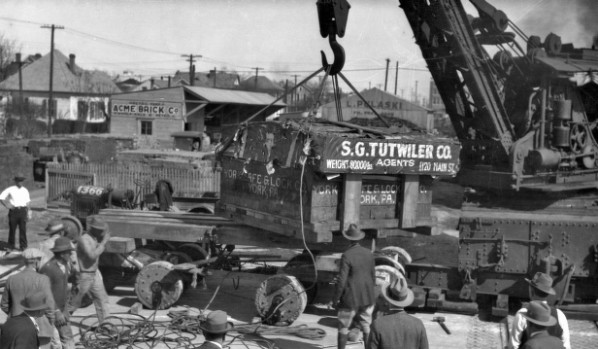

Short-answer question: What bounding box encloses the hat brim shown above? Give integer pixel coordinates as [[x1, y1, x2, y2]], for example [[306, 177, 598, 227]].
[[50, 246, 74, 253], [342, 231, 365, 241], [525, 278, 556, 296], [380, 281, 414, 308], [198, 322, 234, 334], [522, 312, 557, 327]]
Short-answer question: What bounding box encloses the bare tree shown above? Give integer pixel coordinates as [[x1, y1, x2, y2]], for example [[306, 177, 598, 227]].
[[0, 33, 20, 81]]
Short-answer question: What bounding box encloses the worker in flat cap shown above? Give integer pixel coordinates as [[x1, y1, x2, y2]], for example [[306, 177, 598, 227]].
[[519, 301, 564, 349], [198, 310, 234, 349], [0, 248, 57, 348], [368, 276, 429, 349], [40, 237, 77, 349], [68, 216, 111, 322], [509, 272, 570, 349], [0, 291, 51, 349], [332, 224, 376, 349], [0, 173, 31, 251]]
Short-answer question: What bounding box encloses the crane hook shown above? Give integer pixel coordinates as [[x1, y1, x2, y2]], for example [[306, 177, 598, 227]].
[[320, 35, 345, 76]]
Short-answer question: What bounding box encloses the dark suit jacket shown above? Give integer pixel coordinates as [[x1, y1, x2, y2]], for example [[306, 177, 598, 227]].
[[522, 331, 564, 349], [40, 258, 74, 311], [333, 243, 376, 309], [197, 341, 223, 349], [369, 311, 429, 349], [0, 313, 40, 349]]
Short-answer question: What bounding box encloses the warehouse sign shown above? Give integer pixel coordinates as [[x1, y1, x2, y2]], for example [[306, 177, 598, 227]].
[[111, 100, 182, 118], [319, 138, 461, 175]]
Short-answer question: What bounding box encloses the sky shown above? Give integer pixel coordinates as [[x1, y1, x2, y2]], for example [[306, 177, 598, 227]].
[[0, 0, 596, 103]]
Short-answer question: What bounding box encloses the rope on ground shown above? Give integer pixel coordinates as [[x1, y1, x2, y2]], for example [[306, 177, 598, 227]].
[[235, 323, 327, 340]]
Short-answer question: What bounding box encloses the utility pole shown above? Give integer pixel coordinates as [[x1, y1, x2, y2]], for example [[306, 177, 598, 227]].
[[41, 24, 64, 137], [182, 54, 202, 86], [16, 53, 23, 117], [415, 80, 419, 105], [384, 58, 390, 92], [292, 74, 299, 106], [394, 61, 399, 95], [252, 67, 263, 89], [212, 67, 217, 87]]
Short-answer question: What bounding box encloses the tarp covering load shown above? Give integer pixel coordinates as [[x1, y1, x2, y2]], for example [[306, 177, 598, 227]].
[[217, 121, 461, 243]]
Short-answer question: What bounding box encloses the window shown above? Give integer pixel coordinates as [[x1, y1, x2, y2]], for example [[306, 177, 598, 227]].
[[140, 120, 153, 135]]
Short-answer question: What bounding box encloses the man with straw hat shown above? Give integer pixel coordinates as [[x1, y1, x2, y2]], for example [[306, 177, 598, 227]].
[[331, 223, 376, 349], [0, 173, 31, 251], [41, 237, 77, 349], [198, 310, 234, 349], [0, 248, 57, 348], [0, 291, 50, 349], [509, 272, 570, 349], [368, 276, 429, 349], [519, 301, 564, 349]]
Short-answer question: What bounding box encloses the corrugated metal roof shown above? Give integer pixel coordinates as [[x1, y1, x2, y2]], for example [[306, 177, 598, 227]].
[[184, 86, 285, 106]]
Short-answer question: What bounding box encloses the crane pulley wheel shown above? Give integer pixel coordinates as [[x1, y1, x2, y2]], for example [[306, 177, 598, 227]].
[[255, 274, 307, 326], [135, 261, 184, 310]]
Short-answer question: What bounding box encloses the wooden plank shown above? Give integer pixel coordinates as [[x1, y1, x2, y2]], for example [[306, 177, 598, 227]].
[[340, 173, 362, 232], [401, 174, 419, 228]]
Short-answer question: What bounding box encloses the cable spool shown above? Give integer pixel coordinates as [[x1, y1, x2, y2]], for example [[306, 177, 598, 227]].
[[254, 274, 307, 326], [135, 261, 184, 310], [59, 215, 83, 241]]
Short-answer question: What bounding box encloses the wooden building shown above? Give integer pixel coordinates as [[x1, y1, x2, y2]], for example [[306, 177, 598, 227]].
[[320, 87, 434, 131], [109, 86, 285, 149]]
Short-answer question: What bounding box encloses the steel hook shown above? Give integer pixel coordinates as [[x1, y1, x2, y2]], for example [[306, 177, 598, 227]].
[[320, 35, 346, 76]]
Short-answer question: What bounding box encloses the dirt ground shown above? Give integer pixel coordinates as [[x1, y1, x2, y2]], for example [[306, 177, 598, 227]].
[[0, 182, 597, 348]]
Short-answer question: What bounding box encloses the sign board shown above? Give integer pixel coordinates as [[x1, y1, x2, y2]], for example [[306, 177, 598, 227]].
[[319, 137, 460, 175], [111, 100, 183, 119]]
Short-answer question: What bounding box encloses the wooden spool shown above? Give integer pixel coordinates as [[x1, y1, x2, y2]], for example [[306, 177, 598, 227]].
[[254, 274, 307, 326], [134, 261, 184, 310]]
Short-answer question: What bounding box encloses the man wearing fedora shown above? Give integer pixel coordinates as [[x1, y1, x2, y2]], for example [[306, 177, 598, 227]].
[[0, 173, 31, 251], [519, 301, 565, 349], [0, 248, 57, 348], [332, 223, 377, 349], [198, 310, 234, 349], [509, 272, 570, 349], [41, 237, 77, 349], [0, 291, 51, 349], [368, 276, 429, 349], [68, 216, 111, 322]]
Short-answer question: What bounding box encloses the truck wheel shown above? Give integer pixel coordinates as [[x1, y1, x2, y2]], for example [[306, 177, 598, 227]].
[[255, 274, 307, 326], [134, 261, 184, 310], [281, 254, 318, 304]]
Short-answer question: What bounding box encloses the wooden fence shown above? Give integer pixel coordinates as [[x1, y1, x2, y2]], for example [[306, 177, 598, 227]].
[[46, 161, 221, 206]]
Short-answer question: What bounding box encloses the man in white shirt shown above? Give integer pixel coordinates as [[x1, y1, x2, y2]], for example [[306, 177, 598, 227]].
[[0, 173, 31, 251], [509, 272, 570, 349]]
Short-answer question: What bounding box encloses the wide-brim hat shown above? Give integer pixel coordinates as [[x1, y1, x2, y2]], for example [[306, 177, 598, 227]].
[[342, 223, 365, 241], [525, 272, 556, 296], [22, 248, 44, 260], [522, 301, 557, 327], [88, 216, 109, 234], [50, 237, 74, 253], [21, 291, 50, 311], [380, 276, 414, 308], [14, 173, 26, 182], [199, 310, 234, 334]]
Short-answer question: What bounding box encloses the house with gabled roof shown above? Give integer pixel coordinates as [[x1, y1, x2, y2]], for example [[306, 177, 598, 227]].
[[0, 50, 120, 133]]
